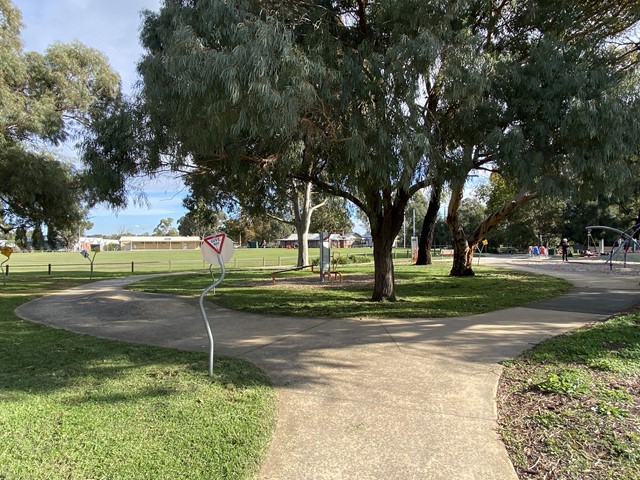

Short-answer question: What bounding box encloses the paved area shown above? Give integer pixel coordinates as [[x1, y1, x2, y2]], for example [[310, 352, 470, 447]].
[[15, 258, 640, 480]]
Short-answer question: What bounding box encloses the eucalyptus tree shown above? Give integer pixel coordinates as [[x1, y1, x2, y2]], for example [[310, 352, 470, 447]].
[[416, 184, 442, 265], [309, 197, 353, 235], [82, 0, 639, 298], [130, 0, 436, 301], [183, 155, 327, 266], [438, 1, 640, 275], [0, 0, 121, 234], [178, 197, 224, 238]]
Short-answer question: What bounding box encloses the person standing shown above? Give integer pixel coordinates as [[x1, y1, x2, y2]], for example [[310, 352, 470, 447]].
[[560, 238, 569, 262]]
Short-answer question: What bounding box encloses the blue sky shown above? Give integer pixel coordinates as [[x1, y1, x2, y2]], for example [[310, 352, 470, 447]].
[[14, 0, 189, 235]]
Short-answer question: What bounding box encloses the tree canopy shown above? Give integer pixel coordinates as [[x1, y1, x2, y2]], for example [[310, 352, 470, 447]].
[[0, 0, 121, 234], [82, 0, 640, 299]]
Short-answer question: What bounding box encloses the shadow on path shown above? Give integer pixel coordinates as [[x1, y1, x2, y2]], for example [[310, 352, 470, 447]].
[[14, 260, 640, 480]]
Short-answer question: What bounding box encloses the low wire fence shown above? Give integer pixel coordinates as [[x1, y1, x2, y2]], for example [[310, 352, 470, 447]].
[[1, 247, 461, 277]]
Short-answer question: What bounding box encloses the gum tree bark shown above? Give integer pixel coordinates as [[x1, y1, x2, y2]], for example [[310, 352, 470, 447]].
[[416, 184, 442, 265], [448, 185, 537, 276]]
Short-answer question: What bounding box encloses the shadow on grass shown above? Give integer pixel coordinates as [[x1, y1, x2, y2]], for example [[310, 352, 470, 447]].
[[1, 291, 271, 400], [10, 267, 640, 393]]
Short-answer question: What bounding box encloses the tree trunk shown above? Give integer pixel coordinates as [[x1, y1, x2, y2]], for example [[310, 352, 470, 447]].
[[447, 184, 475, 276], [416, 184, 441, 265], [467, 187, 538, 253], [291, 181, 314, 267], [371, 227, 397, 301], [448, 185, 537, 276], [295, 227, 309, 266], [369, 195, 408, 301]]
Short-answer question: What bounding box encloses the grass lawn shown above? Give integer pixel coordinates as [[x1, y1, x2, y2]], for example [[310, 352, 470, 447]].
[[0, 273, 276, 479], [4, 247, 390, 274], [498, 311, 640, 479], [129, 262, 572, 318]]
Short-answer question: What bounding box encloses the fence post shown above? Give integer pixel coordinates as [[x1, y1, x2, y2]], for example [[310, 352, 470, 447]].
[[278, 257, 282, 266], [131, 261, 134, 273], [48, 263, 52, 275]]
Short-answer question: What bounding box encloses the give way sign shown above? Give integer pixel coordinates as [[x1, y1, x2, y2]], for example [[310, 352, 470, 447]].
[[201, 233, 234, 265]]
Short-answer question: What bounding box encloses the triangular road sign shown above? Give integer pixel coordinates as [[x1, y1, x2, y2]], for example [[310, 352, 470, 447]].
[[203, 233, 226, 254]]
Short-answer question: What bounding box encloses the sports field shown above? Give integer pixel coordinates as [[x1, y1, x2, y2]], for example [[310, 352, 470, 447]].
[[2, 247, 414, 275]]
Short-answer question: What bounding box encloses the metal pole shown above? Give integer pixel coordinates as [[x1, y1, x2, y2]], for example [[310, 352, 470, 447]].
[[412, 209, 415, 238], [403, 216, 406, 248], [1, 259, 8, 286], [198, 253, 225, 377]]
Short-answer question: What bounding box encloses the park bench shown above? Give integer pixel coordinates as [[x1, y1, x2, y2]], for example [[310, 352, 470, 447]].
[[439, 248, 454, 256]]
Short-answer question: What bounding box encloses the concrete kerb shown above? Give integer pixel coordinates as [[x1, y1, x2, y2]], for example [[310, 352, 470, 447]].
[[13, 258, 640, 480]]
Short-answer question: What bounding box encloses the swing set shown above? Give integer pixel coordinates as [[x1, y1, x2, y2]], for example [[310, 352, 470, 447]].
[[580, 229, 599, 257], [585, 224, 640, 269]]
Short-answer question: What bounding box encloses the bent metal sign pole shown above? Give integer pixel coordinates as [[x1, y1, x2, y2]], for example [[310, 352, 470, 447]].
[[199, 233, 234, 376], [1, 245, 13, 286], [80, 245, 100, 279]]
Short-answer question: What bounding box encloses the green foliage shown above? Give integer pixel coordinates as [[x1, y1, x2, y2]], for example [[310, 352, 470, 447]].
[[309, 197, 353, 233], [131, 264, 572, 319], [82, 0, 640, 297], [46, 224, 58, 249], [178, 197, 223, 238], [0, 0, 121, 233], [152, 217, 178, 236], [14, 225, 25, 249], [534, 368, 590, 395], [0, 273, 276, 479], [31, 223, 44, 250], [223, 212, 290, 246], [499, 311, 640, 479]]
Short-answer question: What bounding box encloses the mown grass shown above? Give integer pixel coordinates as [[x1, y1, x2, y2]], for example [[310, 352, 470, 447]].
[[498, 311, 640, 479], [129, 262, 572, 318], [0, 272, 276, 479], [3, 247, 388, 274]]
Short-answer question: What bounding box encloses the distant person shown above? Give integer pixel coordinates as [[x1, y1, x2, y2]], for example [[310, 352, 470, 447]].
[[560, 238, 569, 262]]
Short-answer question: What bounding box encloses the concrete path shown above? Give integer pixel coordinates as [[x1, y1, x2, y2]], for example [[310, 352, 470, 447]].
[[15, 259, 640, 480]]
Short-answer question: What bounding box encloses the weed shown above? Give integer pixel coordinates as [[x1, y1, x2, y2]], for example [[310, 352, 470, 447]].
[[534, 368, 590, 395]]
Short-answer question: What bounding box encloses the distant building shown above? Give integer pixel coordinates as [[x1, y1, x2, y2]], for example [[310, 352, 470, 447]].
[[362, 232, 373, 247], [276, 232, 363, 249], [119, 236, 201, 251], [76, 237, 119, 252]]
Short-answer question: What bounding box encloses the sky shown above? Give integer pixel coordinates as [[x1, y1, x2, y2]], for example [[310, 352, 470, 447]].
[[14, 0, 189, 236]]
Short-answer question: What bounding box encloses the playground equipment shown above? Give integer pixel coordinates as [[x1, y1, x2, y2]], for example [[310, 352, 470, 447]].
[[586, 224, 640, 270], [199, 233, 234, 377], [583, 228, 598, 255], [319, 231, 331, 283], [272, 231, 343, 284], [1, 245, 13, 286]]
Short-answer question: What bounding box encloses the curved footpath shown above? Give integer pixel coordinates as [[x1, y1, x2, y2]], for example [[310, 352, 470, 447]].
[[15, 258, 640, 480]]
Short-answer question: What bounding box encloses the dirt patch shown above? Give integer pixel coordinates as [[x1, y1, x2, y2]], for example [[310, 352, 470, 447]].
[[240, 273, 375, 290], [498, 366, 640, 479]]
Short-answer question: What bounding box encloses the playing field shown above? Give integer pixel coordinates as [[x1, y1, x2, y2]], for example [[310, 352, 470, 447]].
[[2, 247, 413, 275]]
